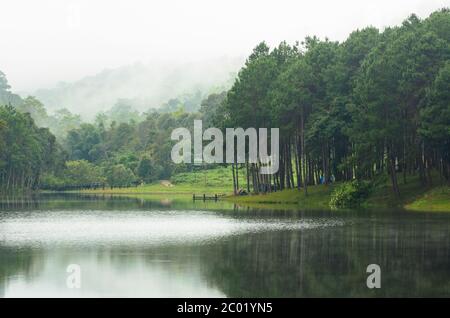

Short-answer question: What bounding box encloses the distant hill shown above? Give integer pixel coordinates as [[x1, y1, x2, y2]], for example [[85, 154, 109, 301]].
[[0, 71, 22, 107], [33, 57, 243, 119]]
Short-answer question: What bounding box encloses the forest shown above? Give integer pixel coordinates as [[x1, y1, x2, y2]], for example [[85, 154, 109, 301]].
[[0, 9, 449, 200], [218, 9, 450, 198]]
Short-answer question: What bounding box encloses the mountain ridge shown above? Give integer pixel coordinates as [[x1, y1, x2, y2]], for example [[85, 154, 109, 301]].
[[32, 56, 244, 119]]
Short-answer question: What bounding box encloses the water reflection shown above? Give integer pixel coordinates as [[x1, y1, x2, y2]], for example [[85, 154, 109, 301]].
[[0, 194, 449, 297]]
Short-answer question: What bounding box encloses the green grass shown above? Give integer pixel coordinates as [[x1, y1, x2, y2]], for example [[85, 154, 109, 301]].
[[363, 173, 450, 211], [171, 166, 238, 188], [74, 166, 237, 195], [405, 186, 450, 212], [228, 173, 449, 212], [69, 167, 449, 212], [226, 185, 335, 209], [77, 182, 232, 195]]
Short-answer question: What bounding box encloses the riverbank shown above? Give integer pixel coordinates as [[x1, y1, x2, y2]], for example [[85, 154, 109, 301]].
[[64, 169, 449, 212], [404, 186, 450, 212], [227, 182, 450, 212], [226, 186, 334, 209], [64, 182, 232, 197], [72, 183, 449, 212], [68, 167, 234, 196]]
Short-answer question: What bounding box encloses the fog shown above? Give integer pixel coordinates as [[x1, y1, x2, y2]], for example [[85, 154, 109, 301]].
[[0, 0, 448, 116], [33, 57, 243, 117]]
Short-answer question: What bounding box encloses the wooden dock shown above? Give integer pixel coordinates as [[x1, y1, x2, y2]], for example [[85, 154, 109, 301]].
[[193, 194, 220, 201]]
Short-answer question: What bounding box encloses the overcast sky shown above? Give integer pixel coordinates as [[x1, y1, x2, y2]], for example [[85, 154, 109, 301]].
[[1, 0, 448, 91]]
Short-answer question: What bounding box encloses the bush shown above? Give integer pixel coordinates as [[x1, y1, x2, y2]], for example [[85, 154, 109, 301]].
[[40, 173, 67, 189], [40, 161, 106, 190], [105, 164, 137, 187], [330, 180, 372, 207], [65, 160, 105, 185]]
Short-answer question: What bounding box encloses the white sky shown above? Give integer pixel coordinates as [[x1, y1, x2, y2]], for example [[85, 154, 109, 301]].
[[1, 0, 449, 91]]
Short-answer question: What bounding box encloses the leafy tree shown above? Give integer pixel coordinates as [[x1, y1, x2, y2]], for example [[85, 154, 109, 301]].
[[16, 96, 49, 127], [64, 160, 105, 185], [66, 123, 101, 161], [419, 62, 450, 180], [2, 9, 449, 197], [0, 105, 58, 191], [105, 164, 137, 188], [104, 99, 141, 124], [199, 91, 226, 127], [49, 108, 82, 138], [0, 71, 22, 106]]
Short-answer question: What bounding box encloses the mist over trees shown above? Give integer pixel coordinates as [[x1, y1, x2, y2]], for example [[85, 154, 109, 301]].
[[0, 71, 22, 107], [32, 58, 243, 119], [1, 9, 449, 195]]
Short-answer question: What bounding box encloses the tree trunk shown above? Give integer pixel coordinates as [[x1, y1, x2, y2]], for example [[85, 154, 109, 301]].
[[231, 163, 237, 195], [388, 154, 400, 197]]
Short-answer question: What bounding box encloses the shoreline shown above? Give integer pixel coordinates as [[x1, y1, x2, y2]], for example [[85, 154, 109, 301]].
[[37, 182, 450, 212]]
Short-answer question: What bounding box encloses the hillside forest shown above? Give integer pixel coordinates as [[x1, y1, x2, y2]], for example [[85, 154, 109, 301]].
[[0, 9, 449, 198]]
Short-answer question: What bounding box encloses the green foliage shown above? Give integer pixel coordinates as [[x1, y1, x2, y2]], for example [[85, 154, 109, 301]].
[[65, 160, 105, 185], [40, 160, 105, 190], [161, 91, 205, 113], [40, 173, 67, 189], [419, 61, 450, 154], [199, 91, 227, 127], [330, 180, 372, 207], [2, 9, 450, 198], [61, 108, 201, 184], [105, 164, 137, 187], [104, 98, 142, 123], [0, 105, 61, 192], [0, 71, 22, 106], [16, 96, 48, 127], [0, 72, 83, 139], [406, 186, 450, 212], [171, 166, 235, 188], [221, 9, 450, 195], [47, 108, 82, 138], [137, 156, 162, 183]]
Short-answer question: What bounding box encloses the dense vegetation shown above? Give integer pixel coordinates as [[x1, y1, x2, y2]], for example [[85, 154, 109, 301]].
[[0, 9, 449, 199], [215, 9, 450, 197], [0, 105, 62, 191]]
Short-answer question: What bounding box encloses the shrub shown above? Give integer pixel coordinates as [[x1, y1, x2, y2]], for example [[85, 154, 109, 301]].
[[65, 160, 105, 185], [330, 180, 372, 207], [40, 173, 67, 189]]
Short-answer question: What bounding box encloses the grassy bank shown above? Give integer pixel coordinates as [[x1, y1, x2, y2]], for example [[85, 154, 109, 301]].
[[71, 182, 232, 196], [226, 185, 334, 209], [70, 167, 449, 212], [362, 174, 450, 211], [404, 186, 450, 212], [227, 176, 449, 212], [71, 167, 235, 196]]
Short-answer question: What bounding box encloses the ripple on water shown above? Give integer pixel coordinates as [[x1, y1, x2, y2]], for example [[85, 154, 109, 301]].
[[0, 210, 345, 248]]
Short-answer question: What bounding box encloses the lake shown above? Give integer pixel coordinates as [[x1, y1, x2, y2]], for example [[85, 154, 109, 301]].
[[0, 194, 449, 297]]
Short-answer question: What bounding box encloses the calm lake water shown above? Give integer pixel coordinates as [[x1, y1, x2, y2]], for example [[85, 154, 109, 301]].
[[0, 194, 449, 297]]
